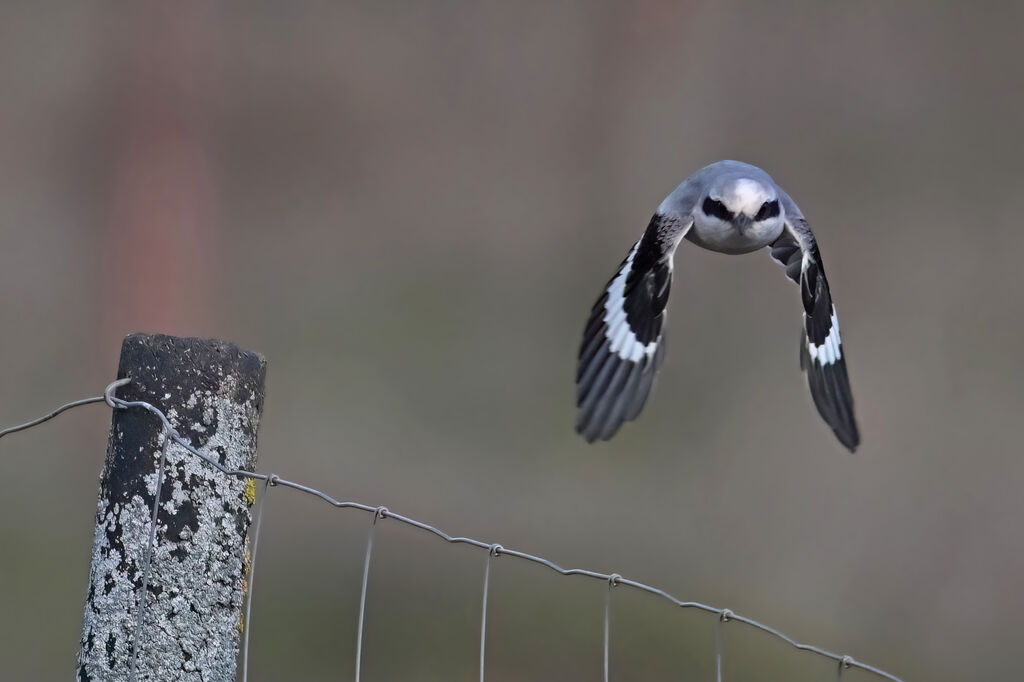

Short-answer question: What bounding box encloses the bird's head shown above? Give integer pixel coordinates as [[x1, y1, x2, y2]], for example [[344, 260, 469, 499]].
[[698, 176, 783, 235]]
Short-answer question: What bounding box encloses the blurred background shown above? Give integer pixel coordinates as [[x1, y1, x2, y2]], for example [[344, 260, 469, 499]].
[[1, 2, 1022, 680]]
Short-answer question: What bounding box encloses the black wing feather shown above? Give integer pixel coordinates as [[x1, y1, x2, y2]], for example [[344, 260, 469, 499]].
[[576, 215, 678, 442], [770, 217, 860, 451]]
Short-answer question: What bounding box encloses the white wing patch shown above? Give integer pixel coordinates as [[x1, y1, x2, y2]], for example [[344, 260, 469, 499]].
[[806, 307, 842, 366], [603, 243, 659, 363]]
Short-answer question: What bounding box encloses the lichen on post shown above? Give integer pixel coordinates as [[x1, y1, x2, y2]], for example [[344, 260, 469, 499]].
[[77, 334, 267, 682]]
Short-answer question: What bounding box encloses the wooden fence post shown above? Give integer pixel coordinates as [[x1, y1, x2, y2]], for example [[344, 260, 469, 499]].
[[76, 333, 267, 682]]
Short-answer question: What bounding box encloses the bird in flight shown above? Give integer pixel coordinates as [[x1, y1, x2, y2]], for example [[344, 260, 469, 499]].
[[576, 160, 859, 451]]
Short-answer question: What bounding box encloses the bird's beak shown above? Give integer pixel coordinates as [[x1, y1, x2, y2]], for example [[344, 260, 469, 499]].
[[734, 214, 752, 234]]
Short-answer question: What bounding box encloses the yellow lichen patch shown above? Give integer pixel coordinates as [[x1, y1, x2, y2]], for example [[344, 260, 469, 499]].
[[243, 478, 257, 507]]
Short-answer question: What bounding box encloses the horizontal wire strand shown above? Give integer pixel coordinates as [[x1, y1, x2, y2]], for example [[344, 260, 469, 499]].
[[1, 381, 905, 682], [0, 395, 106, 440]]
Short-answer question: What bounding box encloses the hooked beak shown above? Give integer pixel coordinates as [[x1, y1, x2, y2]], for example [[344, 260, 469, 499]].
[[734, 214, 753, 234]]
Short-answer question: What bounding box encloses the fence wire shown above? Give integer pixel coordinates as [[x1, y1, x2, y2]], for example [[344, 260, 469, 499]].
[[0, 379, 904, 682]]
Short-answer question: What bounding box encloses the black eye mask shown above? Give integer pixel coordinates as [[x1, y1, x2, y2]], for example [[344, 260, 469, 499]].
[[701, 196, 734, 221], [754, 199, 780, 221]]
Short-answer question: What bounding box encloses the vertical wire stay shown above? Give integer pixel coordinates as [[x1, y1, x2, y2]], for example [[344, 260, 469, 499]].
[[354, 506, 387, 682], [716, 609, 732, 682], [241, 474, 276, 682], [604, 574, 620, 682], [479, 544, 502, 682], [128, 428, 171, 682]]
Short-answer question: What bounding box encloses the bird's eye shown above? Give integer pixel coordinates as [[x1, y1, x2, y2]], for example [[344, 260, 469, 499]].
[[702, 197, 733, 221], [754, 200, 780, 221]]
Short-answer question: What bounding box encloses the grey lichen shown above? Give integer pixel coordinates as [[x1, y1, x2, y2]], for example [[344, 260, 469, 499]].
[[77, 335, 266, 682]]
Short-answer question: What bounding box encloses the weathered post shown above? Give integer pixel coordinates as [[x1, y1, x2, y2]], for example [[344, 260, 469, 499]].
[[77, 334, 267, 682]]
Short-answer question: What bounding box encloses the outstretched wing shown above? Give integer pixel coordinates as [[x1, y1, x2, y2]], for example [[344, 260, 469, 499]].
[[576, 214, 689, 442], [769, 201, 860, 451]]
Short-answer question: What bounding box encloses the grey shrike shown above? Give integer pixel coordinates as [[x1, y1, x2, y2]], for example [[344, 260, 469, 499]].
[[576, 160, 860, 451]]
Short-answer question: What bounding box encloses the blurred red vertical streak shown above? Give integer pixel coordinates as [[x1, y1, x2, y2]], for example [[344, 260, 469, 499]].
[[103, 1, 218, 344]]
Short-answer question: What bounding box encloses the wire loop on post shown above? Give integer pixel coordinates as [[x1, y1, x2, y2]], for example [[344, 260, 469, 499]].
[[241, 475, 274, 682], [128, 426, 171, 682], [838, 655, 854, 680], [104, 377, 132, 408]]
